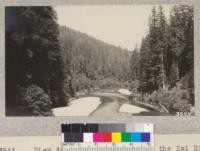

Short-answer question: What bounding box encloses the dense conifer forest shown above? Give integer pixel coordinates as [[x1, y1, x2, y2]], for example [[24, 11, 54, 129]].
[[130, 5, 194, 113], [59, 26, 131, 93], [6, 5, 194, 116]]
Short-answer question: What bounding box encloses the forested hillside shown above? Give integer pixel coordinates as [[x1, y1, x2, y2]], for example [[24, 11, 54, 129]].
[[59, 26, 131, 94], [129, 5, 194, 113], [6, 7, 70, 115]]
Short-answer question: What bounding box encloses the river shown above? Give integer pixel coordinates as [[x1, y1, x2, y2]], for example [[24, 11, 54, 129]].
[[52, 88, 150, 116]]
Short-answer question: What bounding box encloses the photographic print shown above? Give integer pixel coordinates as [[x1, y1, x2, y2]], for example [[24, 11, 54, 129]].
[[5, 5, 194, 116]]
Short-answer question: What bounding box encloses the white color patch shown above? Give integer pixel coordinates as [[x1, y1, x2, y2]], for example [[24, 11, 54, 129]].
[[83, 133, 93, 142], [52, 97, 101, 116], [144, 123, 154, 132]]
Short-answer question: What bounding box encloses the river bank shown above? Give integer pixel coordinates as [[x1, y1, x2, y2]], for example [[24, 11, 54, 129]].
[[52, 88, 152, 116]]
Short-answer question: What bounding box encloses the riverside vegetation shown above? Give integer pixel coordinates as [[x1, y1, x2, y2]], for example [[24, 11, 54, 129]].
[[6, 5, 194, 116]]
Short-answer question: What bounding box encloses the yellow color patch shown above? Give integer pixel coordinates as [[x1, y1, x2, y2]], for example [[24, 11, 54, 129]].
[[112, 132, 121, 142]]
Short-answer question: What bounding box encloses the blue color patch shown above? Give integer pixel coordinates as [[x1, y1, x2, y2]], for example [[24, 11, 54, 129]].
[[131, 132, 141, 142], [141, 133, 150, 142]]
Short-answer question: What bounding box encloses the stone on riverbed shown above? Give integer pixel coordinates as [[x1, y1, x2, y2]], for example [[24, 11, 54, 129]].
[[119, 104, 148, 114], [118, 89, 132, 96]]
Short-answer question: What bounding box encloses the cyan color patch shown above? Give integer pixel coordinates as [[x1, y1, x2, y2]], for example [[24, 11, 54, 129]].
[[131, 132, 141, 142]]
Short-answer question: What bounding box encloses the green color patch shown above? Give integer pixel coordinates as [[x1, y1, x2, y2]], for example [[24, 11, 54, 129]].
[[121, 132, 131, 142]]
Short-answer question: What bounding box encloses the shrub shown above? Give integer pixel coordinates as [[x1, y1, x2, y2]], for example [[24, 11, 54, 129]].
[[97, 78, 122, 89], [167, 87, 191, 112], [21, 85, 52, 116], [180, 70, 194, 106], [136, 86, 191, 114], [148, 87, 191, 113], [129, 80, 139, 93], [71, 73, 124, 93], [71, 73, 93, 92]]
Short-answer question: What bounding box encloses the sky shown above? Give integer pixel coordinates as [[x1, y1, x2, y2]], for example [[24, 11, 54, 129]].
[[55, 5, 173, 51]]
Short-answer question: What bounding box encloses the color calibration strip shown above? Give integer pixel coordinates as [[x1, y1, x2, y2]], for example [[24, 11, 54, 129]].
[[63, 132, 150, 143], [61, 123, 153, 143]]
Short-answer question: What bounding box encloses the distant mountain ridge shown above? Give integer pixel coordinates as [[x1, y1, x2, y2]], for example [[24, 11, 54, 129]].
[[59, 25, 132, 51], [59, 25, 132, 82]]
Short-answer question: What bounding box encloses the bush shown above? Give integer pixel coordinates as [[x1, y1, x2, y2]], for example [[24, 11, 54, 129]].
[[71, 73, 93, 92], [129, 80, 139, 93], [136, 86, 191, 113], [96, 78, 123, 89], [148, 87, 191, 113], [21, 85, 52, 116], [180, 70, 194, 106], [167, 87, 191, 112], [71, 73, 124, 93]]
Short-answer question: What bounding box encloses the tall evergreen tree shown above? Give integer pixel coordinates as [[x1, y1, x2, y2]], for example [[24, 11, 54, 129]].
[[157, 5, 168, 89], [169, 5, 193, 78], [138, 36, 152, 93], [6, 7, 70, 111], [169, 5, 194, 104], [149, 6, 162, 91], [130, 45, 139, 81]]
